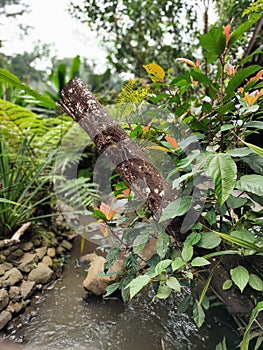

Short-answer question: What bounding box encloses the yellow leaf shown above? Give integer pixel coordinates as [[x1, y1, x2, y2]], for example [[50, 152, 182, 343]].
[[99, 224, 108, 238], [143, 63, 165, 82], [176, 58, 197, 68], [145, 145, 173, 153], [190, 75, 198, 87], [243, 90, 263, 106]]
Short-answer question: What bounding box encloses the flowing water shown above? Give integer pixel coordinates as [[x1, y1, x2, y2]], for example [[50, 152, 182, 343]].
[[14, 239, 239, 350]]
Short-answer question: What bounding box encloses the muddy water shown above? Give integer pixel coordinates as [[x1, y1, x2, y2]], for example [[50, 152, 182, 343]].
[[17, 240, 239, 350]]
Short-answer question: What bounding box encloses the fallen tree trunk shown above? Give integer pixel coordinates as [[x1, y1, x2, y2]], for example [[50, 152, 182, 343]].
[[57, 77, 257, 324]]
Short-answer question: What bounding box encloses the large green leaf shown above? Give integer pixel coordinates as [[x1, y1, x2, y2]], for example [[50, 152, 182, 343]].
[[0, 68, 57, 109], [229, 13, 262, 47], [230, 265, 249, 293], [236, 175, 263, 196], [200, 26, 226, 62], [159, 196, 193, 223], [241, 153, 263, 175], [127, 275, 151, 300], [193, 300, 205, 328], [166, 276, 181, 292], [197, 231, 222, 249], [226, 65, 262, 98], [205, 153, 237, 205], [155, 259, 172, 275]]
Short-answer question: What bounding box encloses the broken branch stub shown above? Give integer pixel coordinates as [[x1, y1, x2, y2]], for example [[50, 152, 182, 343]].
[[57, 77, 175, 219]]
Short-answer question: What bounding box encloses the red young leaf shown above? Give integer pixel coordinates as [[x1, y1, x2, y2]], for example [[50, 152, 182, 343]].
[[99, 203, 116, 220], [165, 135, 178, 150], [223, 24, 231, 45]]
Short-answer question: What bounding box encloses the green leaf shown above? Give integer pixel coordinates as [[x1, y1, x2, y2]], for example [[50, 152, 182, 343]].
[[218, 232, 263, 252], [226, 65, 262, 98], [243, 142, 263, 158], [185, 271, 193, 279], [133, 232, 149, 254], [200, 26, 226, 60], [177, 295, 192, 315], [229, 13, 262, 47], [230, 230, 255, 244], [222, 279, 233, 290], [205, 209, 217, 225], [227, 148, 252, 157], [172, 258, 186, 271], [155, 259, 172, 275], [154, 285, 171, 300], [193, 300, 205, 328], [226, 195, 248, 209], [236, 175, 263, 196], [205, 153, 237, 205], [104, 282, 120, 297], [184, 232, 201, 246], [190, 71, 215, 88], [159, 196, 193, 223], [248, 274, 263, 291], [230, 266, 249, 293], [216, 337, 228, 350], [240, 301, 263, 350], [217, 101, 235, 116], [69, 55, 81, 79], [191, 257, 210, 267], [245, 121, 263, 129], [0, 68, 57, 109], [166, 276, 181, 292], [197, 231, 222, 249], [157, 232, 170, 259], [127, 275, 151, 300], [182, 244, 193, 262], [241, 153, 263, 175]]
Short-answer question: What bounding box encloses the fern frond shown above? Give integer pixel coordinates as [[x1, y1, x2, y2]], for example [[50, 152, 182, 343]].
[[55, 177, 100, 209], [116, 79, 149, 104]]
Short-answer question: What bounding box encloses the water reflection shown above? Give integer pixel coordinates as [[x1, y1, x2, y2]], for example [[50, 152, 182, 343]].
[[17, 241, 239, 350]]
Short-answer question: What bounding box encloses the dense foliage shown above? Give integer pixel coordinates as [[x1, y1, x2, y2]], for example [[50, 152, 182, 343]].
[[0, 1, 263, 349]]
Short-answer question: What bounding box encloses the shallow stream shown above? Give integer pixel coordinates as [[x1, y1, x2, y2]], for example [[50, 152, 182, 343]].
[[15, 239, 239, 350]]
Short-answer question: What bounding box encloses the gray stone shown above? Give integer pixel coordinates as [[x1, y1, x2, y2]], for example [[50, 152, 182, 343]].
[[22, 242, 34, 252], [0, 262, 13, 276], [28, 263, 53, 284], [7, 301, 25, 314], [2, 268, 23, 286], [47, 248, 56, 258], [56, 246, 65, 255], [32, 238, 41, 247], [0, 310, 12, 330], [17, 253, 37, 273], [60, 240, 72, 251], [20, 280, 36, 299], [8, 286, 20, 300], [0, 289, 9, 311], [50, 238, 58, 247], [0, 255, 6, 262], [42, 256, 53, 267], [35, 247, 47, 260], [10, 249, 24, 258]]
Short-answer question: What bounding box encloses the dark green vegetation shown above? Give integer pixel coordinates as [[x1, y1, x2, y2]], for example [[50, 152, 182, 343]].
[[0, 0, 263, 349]]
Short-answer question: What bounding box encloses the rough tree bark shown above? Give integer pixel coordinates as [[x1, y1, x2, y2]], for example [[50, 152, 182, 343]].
[[57, 77, 257, 324]]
